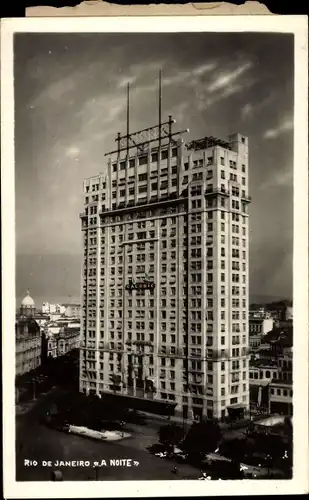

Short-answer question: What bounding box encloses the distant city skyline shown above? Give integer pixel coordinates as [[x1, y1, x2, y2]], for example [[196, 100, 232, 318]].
[[15, 32, 294, 301]]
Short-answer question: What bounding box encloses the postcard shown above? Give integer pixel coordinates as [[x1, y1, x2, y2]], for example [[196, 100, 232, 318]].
[[1, 14, 308, 498]]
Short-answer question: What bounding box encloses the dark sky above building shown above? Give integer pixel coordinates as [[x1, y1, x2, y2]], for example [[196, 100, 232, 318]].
[[15, 32, 294, 305]]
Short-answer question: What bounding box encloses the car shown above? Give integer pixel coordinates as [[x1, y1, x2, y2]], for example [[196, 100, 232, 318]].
[[173, 452, 188, 463], [147, 443, 167, 455], [198, 473, 212, 480], [155, 451, 168, 458]]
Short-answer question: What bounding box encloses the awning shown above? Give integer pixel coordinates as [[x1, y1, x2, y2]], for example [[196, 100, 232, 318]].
[[227, 403, 247, 409]]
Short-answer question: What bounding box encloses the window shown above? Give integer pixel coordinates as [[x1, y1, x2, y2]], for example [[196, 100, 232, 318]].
[[139, 156, 148, 167], [138, 173, 147, 182], [151, 152, 158, 162]]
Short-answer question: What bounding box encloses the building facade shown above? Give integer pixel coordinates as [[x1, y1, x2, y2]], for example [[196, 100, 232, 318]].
[[249, 316, 274, 356], [64, 304, 81, 318], [249, 317, 273, 337], [42, 322, 80, 359], [16, 291, 41, 376], [80, 118, 251, 421], [42, 302, 66, 315], [249, 326, 293, 416]]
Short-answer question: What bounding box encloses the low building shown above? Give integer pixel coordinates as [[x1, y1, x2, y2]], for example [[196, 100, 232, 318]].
[[268, 380, 293, 416], [249, 317, 274, 359], [16, 291, 41, 376], [249, 317, 274, 337], [42, 302, 66, 315], [249, 362, 279, 383], [249, 325, 293, 416], [42, 322, 80, 360], [251, 415, 291, 436], [249, 307, 267, 319], [249, 334, 262, 355], [57, 327, 80, 356], [266, 301, 292, 322], [33, 313, 50, 329], [259, 325, 293, 362], [63, 303, 81, 318]]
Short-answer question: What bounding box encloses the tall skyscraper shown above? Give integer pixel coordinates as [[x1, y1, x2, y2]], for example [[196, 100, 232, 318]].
[[80, 98, 251, 421]]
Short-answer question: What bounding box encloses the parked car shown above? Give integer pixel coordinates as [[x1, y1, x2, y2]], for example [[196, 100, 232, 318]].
[[174, 452, 188, 463], [147, 443, 167, 456]]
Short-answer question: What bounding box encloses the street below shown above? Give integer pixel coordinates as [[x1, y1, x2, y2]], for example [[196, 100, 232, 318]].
[[16, 389, 200, 481]]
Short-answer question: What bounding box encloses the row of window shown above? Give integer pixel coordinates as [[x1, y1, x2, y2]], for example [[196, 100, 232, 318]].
[[270, 388, 293, 397], [191, 272, 247, 285], [112, 179, 178, 198], [111, 148, 178, 172]]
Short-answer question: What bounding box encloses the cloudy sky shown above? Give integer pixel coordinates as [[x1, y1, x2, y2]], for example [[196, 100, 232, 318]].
[[15, 32, 294, 305]]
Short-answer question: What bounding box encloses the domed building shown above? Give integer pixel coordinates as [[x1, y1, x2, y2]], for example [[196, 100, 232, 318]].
[[20, 290, 36, 318], [16, 290, 41, 379]]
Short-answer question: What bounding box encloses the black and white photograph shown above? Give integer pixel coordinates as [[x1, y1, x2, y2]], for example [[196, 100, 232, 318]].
[[2, 15, 308, 498]]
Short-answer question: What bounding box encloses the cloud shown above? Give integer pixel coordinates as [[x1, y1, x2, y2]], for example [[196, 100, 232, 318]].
[[162, 62, 217, 87], [196, 76, 255, 111], [260, 166, 293, 190], [241, 103, 254, 119], [118, 75, 138, 89], [263, 117, 293, 139], [207, 61, 253, 93], [65, 145, 80, 158], [241, 94, 278, 121]]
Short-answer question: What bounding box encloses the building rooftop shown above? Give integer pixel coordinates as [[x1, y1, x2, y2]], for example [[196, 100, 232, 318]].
[[270, 378, 293, 386], [254, 415, 286, 428], [260, 326, 293, 347], [186, 136, 232, 152], [250, 358, 278, 368], [20, 290, 35, 308]]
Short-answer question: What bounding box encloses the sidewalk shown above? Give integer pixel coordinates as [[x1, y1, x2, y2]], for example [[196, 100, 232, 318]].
[[16, 400, 37, 415], [15, 387, 58, 416], [139, 410, 251, 432]]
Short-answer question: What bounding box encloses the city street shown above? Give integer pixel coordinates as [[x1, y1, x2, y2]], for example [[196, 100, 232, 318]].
[[16, 387, 285, 481], [16, 389, 200, 481]]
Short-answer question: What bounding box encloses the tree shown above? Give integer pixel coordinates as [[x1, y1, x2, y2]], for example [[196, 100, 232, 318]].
[[158, 423, 184, 452], [183, 419, 222, 460], [219, 437, 253, 462], [110, 374, 121, 394]]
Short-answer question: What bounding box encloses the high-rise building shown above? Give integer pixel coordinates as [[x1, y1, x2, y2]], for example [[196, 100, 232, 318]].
[[80, 110, 251, 421]]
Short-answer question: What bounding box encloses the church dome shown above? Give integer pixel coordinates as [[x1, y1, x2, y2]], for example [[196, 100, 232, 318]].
[[21, 290, 35, 308]]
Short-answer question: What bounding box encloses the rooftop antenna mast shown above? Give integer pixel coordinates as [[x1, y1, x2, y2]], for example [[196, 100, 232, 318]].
[[159, 69, 162, 149], [126, 82, 130, 159]]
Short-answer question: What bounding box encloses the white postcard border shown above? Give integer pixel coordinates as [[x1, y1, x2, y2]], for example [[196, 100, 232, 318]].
[[1, 15, 308, 498]]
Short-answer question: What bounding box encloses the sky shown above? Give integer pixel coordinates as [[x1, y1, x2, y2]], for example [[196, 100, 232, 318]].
[[14, 32, 294, 306]]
